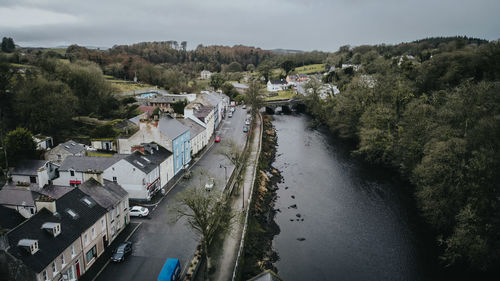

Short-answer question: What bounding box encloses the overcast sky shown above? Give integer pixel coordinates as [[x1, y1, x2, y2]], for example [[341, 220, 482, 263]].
[[1, 0, 499, 51]]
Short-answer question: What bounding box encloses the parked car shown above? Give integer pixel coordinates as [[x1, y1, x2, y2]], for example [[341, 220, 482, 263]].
[[130, 206, 149, 217], [230, 107, 235, 112], [245, 120, 250, 125], [228, 112, 233, 117], [205, 178, 214, 191], [242, 104, 246, 109], [215, 136, 221, 142], [243, 126, 249, 133], [111, 241, 132, 262]]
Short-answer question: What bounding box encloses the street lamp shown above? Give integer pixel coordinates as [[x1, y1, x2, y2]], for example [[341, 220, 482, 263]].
[[219, 164, 227, 185]]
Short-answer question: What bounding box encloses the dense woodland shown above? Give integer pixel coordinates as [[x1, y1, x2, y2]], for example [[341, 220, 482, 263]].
[[304, 37, 500, 274], [1, 36, 499, 276]]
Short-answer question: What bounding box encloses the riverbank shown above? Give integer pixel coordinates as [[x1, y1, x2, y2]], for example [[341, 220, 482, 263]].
[[237, 115, 281, 280]]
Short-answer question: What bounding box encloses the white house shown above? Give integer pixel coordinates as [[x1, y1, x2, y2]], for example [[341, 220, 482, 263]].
[[178, 117, 207, 156], [200, 70, 212, 80], [104, 143, 173, 201], [267, 80, 288, 92], [52, 156, 125, 187]]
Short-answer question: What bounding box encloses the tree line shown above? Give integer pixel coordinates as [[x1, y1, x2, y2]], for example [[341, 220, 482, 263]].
[[304, 37, 500, 274]]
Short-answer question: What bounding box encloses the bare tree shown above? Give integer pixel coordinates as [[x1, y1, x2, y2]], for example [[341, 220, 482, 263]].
[[171, 182, 236, 280], [245, 81, 264, 117], [217, 139, 243, 168]]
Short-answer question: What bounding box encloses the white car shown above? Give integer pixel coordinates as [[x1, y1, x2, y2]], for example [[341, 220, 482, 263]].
[[245, 120, 250, 125], [130, 206, 149, 217], [205, 178, 215, 191]]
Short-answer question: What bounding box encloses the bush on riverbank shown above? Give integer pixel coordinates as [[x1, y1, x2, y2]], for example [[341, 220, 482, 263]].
[[238, 115, 281, 280]]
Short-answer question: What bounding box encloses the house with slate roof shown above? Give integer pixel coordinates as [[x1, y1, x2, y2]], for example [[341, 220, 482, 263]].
[[9, 160, 59, 188], [267, 79, 288, 92], [0, 188, 108, 281], [117, 117, 190, 176], [78, 178, 129, 245], [105, 143, 173, 201], [178, 117, 207, 156], [45, 140, 87, 164], [52, 155, 126, 187]]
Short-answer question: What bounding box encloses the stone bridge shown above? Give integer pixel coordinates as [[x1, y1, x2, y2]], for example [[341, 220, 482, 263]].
[[263, 98, 306, 114]]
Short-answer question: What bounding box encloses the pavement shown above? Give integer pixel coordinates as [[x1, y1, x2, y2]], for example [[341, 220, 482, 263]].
[[208, 113, 263, 281], [92, 106, 249, 281]]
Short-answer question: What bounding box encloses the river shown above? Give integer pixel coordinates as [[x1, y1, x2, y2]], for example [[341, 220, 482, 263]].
[[271, 114, 434, 281]]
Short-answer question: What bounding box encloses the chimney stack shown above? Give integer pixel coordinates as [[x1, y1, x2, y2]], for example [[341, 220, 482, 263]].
[[35, 195, 56, 213]]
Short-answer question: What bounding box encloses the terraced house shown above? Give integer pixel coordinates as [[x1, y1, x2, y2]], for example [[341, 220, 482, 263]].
[[0, 188, 107, 281]]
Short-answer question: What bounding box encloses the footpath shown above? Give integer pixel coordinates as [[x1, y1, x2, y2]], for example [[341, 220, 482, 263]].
[[208, 113, 263, 281]]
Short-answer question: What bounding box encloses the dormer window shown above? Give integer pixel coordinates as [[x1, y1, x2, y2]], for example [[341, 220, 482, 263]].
[[17, 239, 39, 255], [41, 222, 61, 237], [70, 169, 75, 177]]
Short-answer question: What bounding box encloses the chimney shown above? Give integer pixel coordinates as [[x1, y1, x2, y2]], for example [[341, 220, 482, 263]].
[[35, 195, 56, 213], [84, 170, 104, 185]]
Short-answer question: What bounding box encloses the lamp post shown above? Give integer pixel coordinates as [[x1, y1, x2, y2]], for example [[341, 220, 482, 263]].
[[219, 164, 227, 186]]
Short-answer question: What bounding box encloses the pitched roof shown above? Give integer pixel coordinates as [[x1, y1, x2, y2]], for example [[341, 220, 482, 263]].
[[178, 118, 205, 139], [57, 140, 86, 155], [270, 80, 287, 85], [0, 205, 25, 230], [78, 178, 128, 210], [58, 155, 126, 172], [193, 106, 214, 120], [124, 144, 172, 174], [138, 105, 156, 116], [11, 160, 47, 176], [7, 188, 107, 273], [0, 187, 36, 207], [158, 117, 189, 140], [248, 270, 284, 281], [0, 184, 73, 207]]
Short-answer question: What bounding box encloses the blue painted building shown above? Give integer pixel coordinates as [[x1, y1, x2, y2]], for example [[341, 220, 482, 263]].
[[159, 117, 191, 175]]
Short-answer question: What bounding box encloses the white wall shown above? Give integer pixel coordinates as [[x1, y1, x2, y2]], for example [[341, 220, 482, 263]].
[[52, 170, 84, 186], [103, 160, 149, 200], [159, 156, 174, 189]]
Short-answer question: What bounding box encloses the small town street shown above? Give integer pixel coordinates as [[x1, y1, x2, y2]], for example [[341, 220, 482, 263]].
[[94, 106, 248, 281]]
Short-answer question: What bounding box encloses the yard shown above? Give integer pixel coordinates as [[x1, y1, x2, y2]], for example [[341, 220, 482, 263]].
[[293, 64, 325, 74], [264, 89, 298, 101]]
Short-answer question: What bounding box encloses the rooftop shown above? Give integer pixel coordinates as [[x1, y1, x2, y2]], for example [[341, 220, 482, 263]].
[[78, 178, 128, 210], [178, 118, 206, 139], [158, 117, 189, 140], [58, 155, 126, 172], [125, 144, 172, 174], [57, 140, 86, 155], [7, 188, 107, 273], [0, 205, 25, 230], [10, 160, 48, 176]]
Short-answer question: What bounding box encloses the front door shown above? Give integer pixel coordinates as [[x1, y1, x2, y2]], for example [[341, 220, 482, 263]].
[[76, 260, 81, 278]]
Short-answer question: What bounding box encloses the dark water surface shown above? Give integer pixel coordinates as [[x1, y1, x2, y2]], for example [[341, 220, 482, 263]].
[[272, 114, 433, 281]]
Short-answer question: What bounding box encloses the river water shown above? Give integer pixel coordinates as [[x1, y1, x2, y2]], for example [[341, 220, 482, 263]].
[[272, 114, 433, 281]]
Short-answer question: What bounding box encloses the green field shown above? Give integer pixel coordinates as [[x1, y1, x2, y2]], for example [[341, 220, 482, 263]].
[[264, 89, 298, 101], [87, 152, 114, 157], [293, 64, 325, 74]]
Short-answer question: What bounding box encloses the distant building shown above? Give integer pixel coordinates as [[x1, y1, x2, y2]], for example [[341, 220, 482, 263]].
[[45, 140, 87, 164], [200, 70, 212, 80], [33, 135, 53, 150], [267, 80, 288, 92]]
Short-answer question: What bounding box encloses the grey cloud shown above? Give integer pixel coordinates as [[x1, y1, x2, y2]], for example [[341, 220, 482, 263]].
[[1, 0, 499, 51]]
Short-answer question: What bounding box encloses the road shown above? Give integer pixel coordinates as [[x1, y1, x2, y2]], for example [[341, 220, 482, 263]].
[[95, 106, 248, 281]]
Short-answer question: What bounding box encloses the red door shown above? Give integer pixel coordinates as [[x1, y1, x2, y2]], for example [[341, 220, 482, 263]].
[[76, 260, 81, 278]]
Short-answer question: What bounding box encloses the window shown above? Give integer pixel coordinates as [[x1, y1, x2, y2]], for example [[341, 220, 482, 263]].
[[133, 168, 135, 171], [123, 201, 127, 210], [116, 206, 120, 217], [113, 176, 117, 182], [85, 246, 97, 263], [61, 254, 65, 266], [101, 219, 105, 229], [117, 220, 120, 230], [30, 176, 37, 183], [71, 245, 75, 257], [70, 170, 75, 177], [112, 167, 115, 171], [91, 227, 95, 238], [57, 154, 61, 160], [109, 212, 114, 222], [52, 261, 57, 274], [84, 234, 88, 245], [42, 270, 48, 281], [111, 225, 115, 237]]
